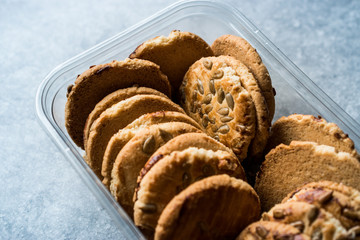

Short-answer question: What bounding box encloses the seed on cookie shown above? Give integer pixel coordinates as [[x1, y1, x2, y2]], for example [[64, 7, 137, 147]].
[[202, 58, 213, 70], [220, 116, 234, 123], [255, 225, 269, 238], [290, 221, 305, 233], [159, 129, 173, 142], [197, 79, 204, 95], [317, 190, 333, 204], [209, 79, 216, 95], [143, 135, 156, 154], [308, 206, 320, 224], [217, 124, 230, 134], [204, 105, 213, 114], [217, 87, 225, 103], [226, 93, 235, 110], [343, 209, 360, 221], [213, 69, 224, 79], [202, 117, 209, 128], [273, 208, 285, 219], [217, 107, 229, 116], [138, 202, 157, 214], [203, 93, 212, 104]]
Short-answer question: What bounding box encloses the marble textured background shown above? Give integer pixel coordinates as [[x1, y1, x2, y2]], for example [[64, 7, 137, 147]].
[[1, 0, 359, 239]]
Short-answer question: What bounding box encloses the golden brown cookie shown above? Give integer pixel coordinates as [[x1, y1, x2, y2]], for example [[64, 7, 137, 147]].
[[267, 114, 358, 157], [154, 174, 260, 240], [147, 132, 236, 161], [101, 111, 202, 188], [65, 59, 171, 147], [262, 201, 347, 240], [134, 148, 246, 232], [129, 30, 213, 99], [85, 95, 184, 179], [236, 221, 310, 240], [211, 34, 275, 122], [110, 122, 201, 217], [83, 87, 167, 150], [180, 55, 270, 160], [255, 141, 360, 211], [282, 181, 360, 229]]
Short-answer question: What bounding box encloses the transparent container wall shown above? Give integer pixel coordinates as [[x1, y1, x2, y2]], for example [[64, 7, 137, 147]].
[[36, 1, 360, 239]]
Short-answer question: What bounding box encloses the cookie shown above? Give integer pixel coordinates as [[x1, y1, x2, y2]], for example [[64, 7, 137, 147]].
[[147, 132, 236, 161], [134, 148, 246, 231], [282, 181, 360, 229], [154, 174, 259, 240], [85, 95, 184, 179], [255, 141, 360, 211], [212, 34, 275, 122], [267, 114, 358, 157], [236, 221, 310, 240], [83, 87, 167, 150], [180, 55, 270, 159], [110, 122, 201, 217], [101, 111, 202, 188], [262, 201, 348, 240], [65, 58, 171, 147], [129, 30, 213, 99]]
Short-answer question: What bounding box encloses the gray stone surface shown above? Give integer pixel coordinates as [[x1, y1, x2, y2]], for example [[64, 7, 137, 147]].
[[1, 0, 359, 239]]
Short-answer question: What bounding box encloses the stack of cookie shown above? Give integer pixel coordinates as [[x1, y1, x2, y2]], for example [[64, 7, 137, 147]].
[[237, 181, 360, 240], [65, 31, 271, 239], [255, 114, 360, 211]]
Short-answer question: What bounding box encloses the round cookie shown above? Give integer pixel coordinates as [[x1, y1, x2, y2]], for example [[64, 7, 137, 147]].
[[129, 30, 214, 99], [180, 55, 270, 160], [85, 95, 184, 179], [267, 114, 358, 157], [65, 58, 171, 147], [154, 174, 259, 240], [282, 181, 360, 229], [110, 122, 201, 217], [147, 132, 236, 161], [262, 201, 347, 240], [211, 35, 275, 122], [255, 141, 360, 211], [101, 111, 202, 188], [134, 148, 246, 232], [236, 221, 310, 240], [83, 87, 167, 150]]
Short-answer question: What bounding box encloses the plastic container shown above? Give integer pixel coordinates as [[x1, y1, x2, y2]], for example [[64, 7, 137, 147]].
[[36, 0, 360, 239]]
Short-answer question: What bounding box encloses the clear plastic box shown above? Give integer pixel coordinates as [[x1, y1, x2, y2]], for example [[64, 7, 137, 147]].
[[35, 0, 360, 239]]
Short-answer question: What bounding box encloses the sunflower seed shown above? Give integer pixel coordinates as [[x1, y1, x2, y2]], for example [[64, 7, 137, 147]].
[[225, 93, 234, 110], [217, 107, 229, 116], [217, 125, 230, 134], [343, 208, 360, 220], [142, 135, 156, 154], [213, 134, 220, 141], [209, 79, 216, 95], [318, 191, 333, 204], [273, 208, 285, 219], [217, 88, 225, 103], [202, 58, 213, 70], [203, 93, 212, 104], [213, 69, 224, 79], [290, 221, 305, 232], [211, 125, 218, 132], [138, 202, 157, 213], [204, 105, 213, 114], [220, 116, 233, 123], [197, 79, 204, 94], [159, 129, 173, 142], [308, 206, 320, 224], [202, 117, 208, 128], [255, 225, 268, 238]]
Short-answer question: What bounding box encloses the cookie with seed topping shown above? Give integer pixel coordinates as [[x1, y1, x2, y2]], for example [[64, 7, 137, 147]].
[[255, 141, 360, 211], [110, 122, 201, 217], [83, 87, 168, 150], [180, 55, 270, 160], [282, 181, 360, 229], [154, 174, 259, 240], [266, 114, 358, 157], [236, 221, 310, 240], [65, 58, 171, 148], [147, 132, 236, 161], [262, 201, 347, 240], [212, 35, 275, 122], [102, 111, 202, 188], [129, 30, 213, 100], [85, 95, 184, 179]]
